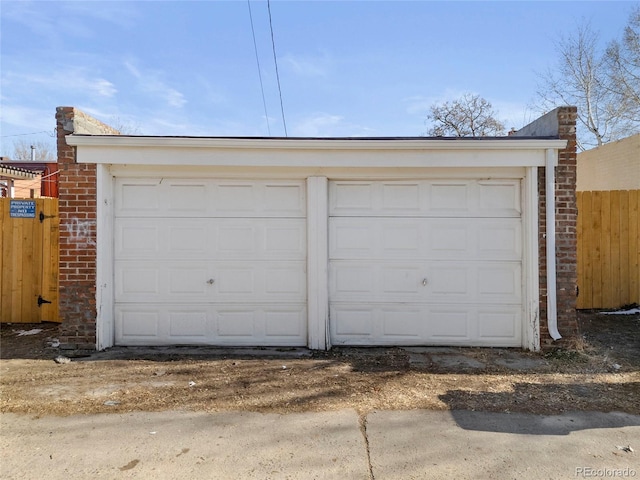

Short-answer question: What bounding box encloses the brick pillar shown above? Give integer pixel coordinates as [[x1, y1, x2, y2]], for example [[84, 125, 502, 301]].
[[539, 106, 579, 348], [56, 107, 97, 350], [55, 107, 118, 350]]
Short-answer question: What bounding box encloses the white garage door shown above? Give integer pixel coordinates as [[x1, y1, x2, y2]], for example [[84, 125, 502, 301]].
[[114, 178, 307, 346], [329, 180, 523, 347]]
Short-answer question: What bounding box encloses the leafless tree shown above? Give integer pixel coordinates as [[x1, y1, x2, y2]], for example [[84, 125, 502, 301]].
[[536, 13, 640, 150], [426, 94, 505, 137], [109, 116, 141, 135], [606, 6, 640, 129], [11, 139, 56, 162]]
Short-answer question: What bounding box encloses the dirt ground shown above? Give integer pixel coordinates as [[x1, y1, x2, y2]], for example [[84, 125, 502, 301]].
[[1, 310, 638, 417]]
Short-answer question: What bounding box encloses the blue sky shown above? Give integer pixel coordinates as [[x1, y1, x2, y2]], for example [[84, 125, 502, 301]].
[[0, 0, 637, 156]]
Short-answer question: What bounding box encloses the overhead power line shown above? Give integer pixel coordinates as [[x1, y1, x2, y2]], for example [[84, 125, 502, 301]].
[[247, 0, 271, 136], [267, 0, 287, 137], [1, 130, 51, 138]]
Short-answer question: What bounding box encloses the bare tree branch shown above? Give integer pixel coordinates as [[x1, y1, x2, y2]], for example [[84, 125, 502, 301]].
[[535, 14, 640, 150], [10, 139, 56, 162], [426, 94, 505, 137]]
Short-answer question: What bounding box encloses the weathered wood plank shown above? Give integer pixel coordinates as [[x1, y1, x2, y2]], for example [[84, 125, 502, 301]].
[[40, 198, 60, 322], [608, 191, 621, 308], [0, 200, 7, 322], [618, 191, 630, 306], [630, 190, 640, 307]]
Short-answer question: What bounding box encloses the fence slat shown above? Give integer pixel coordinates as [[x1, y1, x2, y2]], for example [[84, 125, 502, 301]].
[[40, 199, 59, 322], [609, 191, 621, 306], [630, 191, 640, 306], [577, 190, 640, 309], [0, 201, 6, 322], [619, 191, 630, 305]]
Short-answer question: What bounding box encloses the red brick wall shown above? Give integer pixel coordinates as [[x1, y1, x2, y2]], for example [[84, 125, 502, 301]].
[[538, 107, 579, 347], [56, 107, 118, 350]]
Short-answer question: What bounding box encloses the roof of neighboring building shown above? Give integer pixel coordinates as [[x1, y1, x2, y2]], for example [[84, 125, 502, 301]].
[[0, 164, 38, 180]]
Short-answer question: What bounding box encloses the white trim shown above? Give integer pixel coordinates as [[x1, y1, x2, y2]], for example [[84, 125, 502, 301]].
[[68, 136, 567, 169], [523, 167, 540, 351], [67, 135, 568, 151], [306, 177, 329, 350], [546, 149, 562, 341], [106, 165, 528, 180], [96, 165, 115, 350]]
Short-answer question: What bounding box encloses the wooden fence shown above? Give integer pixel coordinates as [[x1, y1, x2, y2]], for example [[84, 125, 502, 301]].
[[577, 190, 640, 309], [0, 198, 59, 323]]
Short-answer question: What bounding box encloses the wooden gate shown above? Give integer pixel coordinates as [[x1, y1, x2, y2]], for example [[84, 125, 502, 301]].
[[577, 190, 640, 309], [0, 198, 60, 323]]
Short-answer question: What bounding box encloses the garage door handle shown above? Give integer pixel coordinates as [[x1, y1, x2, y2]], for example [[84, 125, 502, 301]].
[[206, 278, 215, 285], [422, 278, 428, 286]]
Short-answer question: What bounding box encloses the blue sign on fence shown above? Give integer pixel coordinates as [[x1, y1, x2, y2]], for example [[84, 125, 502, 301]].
[[9, 200, 36, 218]]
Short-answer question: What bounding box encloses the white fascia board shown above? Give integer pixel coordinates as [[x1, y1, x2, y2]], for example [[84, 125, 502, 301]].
[[66, 135, 567, 151], [67, 136, 567, 169]]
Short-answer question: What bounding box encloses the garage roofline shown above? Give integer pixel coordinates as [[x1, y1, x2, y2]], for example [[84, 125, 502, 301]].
[[66, 135, 567, 151]]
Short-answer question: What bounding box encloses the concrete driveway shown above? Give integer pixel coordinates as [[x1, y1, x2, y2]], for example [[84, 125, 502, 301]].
[[2, 410, 638, 479]]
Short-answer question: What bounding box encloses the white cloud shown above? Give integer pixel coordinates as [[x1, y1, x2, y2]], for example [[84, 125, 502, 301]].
[[403, 89, 469, 116], [2, 0, 138, 42], [293, 113, 342, 136], [292, 113, 375, 137], [63, 1, 139, 29], [11, 70, 117, 98], [124, 60, 187, 108], [0, 105, 53, 131], [493, 100, 536, 130], [281, 52, 331, 77]]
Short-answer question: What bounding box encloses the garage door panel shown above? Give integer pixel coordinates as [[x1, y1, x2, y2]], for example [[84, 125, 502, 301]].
[[428, 266, 470, 296], [429, 182, 469, 212], [382, 266, 424, 293], [429, 309, 471, 340], [168, 311, 208, 337], [117, 309, 160, 340], [331, 304, 428, 345], [263, 183, 306, 213], [167, 183, 208, 212], [116, 261, 306, 303], [119, 224, 161, 254], [381, 308, 424, 337], [477, 181, 521, 216], [332, 264, 374, 294], [118, 180, 161, 213], [477, 222, 522, 259], [120, 267, 160, 295], [331, 306, 375, 336], [115, 304, 306, 346], [169, 267, 209, 294], [330, 180, 521, 217], [330, 261, 520, 304], [330, 182, 375, 213], [381, 183, 421, 211], [478, 309, 519, 340], [477, 266, 521, 299], [330, 304, 521, 346], [116, 179, 306, 217], [329, 217, 520, 261], [116, 218, 306, 260]]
